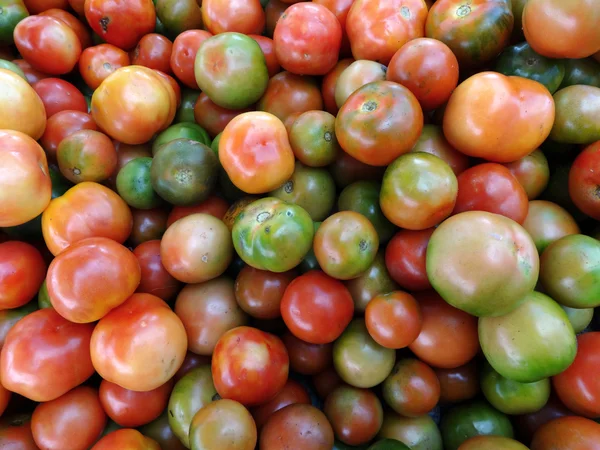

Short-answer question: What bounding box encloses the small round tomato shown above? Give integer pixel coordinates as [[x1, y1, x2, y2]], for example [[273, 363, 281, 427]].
[[202, 0, 265, 35], [79, 44, 131, 90], [91, 293, 187, 392], [40, 110, 98, 161], [14, 16, 81, 75], [443, 72, 555, 163], [282, 332, 332, 375], [522, 200, 580, 254], [385, 229, 434, 292], [57, 130, 117, 184], [133, 240, 182, 301], [170, 30, 212, 89], [32, 78, 88, 118], [531, 416, 600, 450], [321, 58, 354, 115], [251, 379, 311, 429], [365, 291, 421, 349], [0, 241, 46, 310], [0, 308, 94, 402], [211, 326, 289, 406], [335, 80, 424, 166], [234, 266, 295, 320], [281, 271, 354, 344], [550, 85, 600, 144], [131, 33, 172, 74], [31, 387, 106, 450], [0, 130, 51, 227], [569, 141, 600, 219], [42, 182, 132, 255], [116, 158, 164, 210], [91, 429, 160, 450], [0, 69, 46, 141], [193, 93, 251, 138], [248, 35, 280, 78], [378, 412, 443, 450], [335, 60, 387, 109], [435, 361, 479, 404], [129, 207, 169, 247], [503, 149, 550, 200], [289, 110, 340, 168]]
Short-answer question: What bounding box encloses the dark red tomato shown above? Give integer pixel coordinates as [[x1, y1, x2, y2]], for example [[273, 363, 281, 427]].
[[40, 110, 98, 161], [330, 150, 386, 188], [312, 367, 343, 400], [85, 0, 155, 50], [531, 416, 600, 450], [365, 291, 422, 349], [387, 38, 459, 111], [274, 3, 342, 76], [408, 291, 479, 369], [514, 394, 573, 444], [12, 59, 49, 84], [248, 35, 281, 78], [553, 332, 600, 418], [281, 331, 333, 375], [0, 308, 95, 402], [257, 71, 324, 123], [31, 386, 106, 450], [170, 30, 212, 89], [91, 429, 160, 450], [167, 196, 229, 226], [435, 360, 480, 404], [79, 44, 131, 90], [251, 379, 311, 429], [133, 240, 182, 301], [69, 0, 85, 15], [14, 16, 82, 75], [173, 351, 211, 383], [265, 0, 288, 37], [39, 9, 93, 50], [99, 379, 173, 427], [569, 141, 600, 220], [410, 125, 470, 176], [0, 384, 9, 416], [280, 271, 354, 344], [32, 78, 88, 118], [385, 228, 434, 292], [211, 326, 289, 406], [234, 266, 295, 320], [129, 208, 169, 248], [193, 92, 252, 138], [24, 0, 69, 13], [131, 34, 173, 74], [453, 163, 529, 224], [202, 0, 265, 35], [321, 58, 354, 115], [0, 414, 38, 450], [0, 241, 46, 310], [313, 0, 355, 56]]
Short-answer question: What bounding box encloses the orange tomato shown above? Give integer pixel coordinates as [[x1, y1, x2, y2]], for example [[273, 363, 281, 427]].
[[79, 44, 131, 90], [42, 182, 132, 256], [219, 111, 295, 193], [0, 69, 46, 140], [443, 72, 555, 163], [202, 0, 265, 35], [0, 130, 51, 227], [91, 429, 161, 450], [531, 416, 600, 450], [167, 195, 230, 226]]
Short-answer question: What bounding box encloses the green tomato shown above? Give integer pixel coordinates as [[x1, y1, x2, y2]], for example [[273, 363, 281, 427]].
[[116, 157, 163, 210], [0, 0, 28, 45], [559, 57, 600, 89], [232, 197, 314, 273], [37, 280, 52, 310], [550, 85, 600, 144], [479, 291, 577, 383], [155, 0, 203, 37], [152, 122, 211, 155], [561, 305, 594, 333], [211, 132, 222, 158], [175, 89, 200, 124], [368, 439, 411, 450]]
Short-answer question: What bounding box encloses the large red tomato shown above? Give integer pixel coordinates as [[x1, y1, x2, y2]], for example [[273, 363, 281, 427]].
[[170, 30, 212, 89], [0, 241, 46, 310], [569, 141, 600, 220]]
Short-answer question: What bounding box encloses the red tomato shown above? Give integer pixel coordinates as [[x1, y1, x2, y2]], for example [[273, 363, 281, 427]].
[[411, 125, 471, 176], [211, 326, 289, 406], [453, 163, 529, 224], [173, 351, 212, 383], [153, 70, 182, 108], [193, 93, 252, 138], [251, 379, 311, 429], [265, 0, 288, 37], [312, 367, 343, 400], [531, 416, 600, 450], [99, 379, 173, 427], [313, 0, 355, 56], [131, 33, 173, 74], [133, 240, 182, 301], [280, 271, 354, 344], [91, 429, 161, 450], [91, 293, 188, 392], [31, 387, 106, 450], [170, 30, 212, 89], [281, 332, 333, 375], [274, 3, 342, 76], [39, 110, 98, 161], [24, 0, 68, 13], [0, 308, 95, 402], [0, 414, 38, 449], [13, 16, 82, 75], [365, 291, 422, 349], [79, 44, 131, 90], [435, 360, 480, 404], [39, 8, 93, 49], [235, 267, 295, 320], [167, 196, 230, 227], [46, 237, 141, 323], [202, 0, 265, 35], [569, 141, 600, 220], [321, 58, 354, 115], [129, 207, 168, 252], [248, 35, 281, 78], [85, 0, 156, 50], [32, 78, 88, 118], [385, 228, 434, 291], [0, 241, 46, 310], [12, 59, 49, 84]]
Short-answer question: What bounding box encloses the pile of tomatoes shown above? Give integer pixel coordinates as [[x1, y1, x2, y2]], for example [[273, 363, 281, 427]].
[[1, 0, 600, 448]]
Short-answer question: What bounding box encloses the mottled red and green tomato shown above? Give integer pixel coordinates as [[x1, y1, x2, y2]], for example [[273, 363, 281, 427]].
[[365, 291, 422, 349], [195, 32, 268, 109], [377, 412, 443, 450], [289, 110, 340, 167], [479, 291, 576, 383], [234, 266, 294, 320], [251, 378, 311, 430], [550, 85, 600, 144], [427, 211, 539, 317], [335, 81, 424, 166], [569, 140, 600, 219], [139, 411, 187, 450], [57, 130, 117, 184], [381, 152, 458, 230], [560, 56, 600, 89], [193, 93, 251, 138], [502, 149, 549, 200], [335, 60, 387, 109], [155, 0, 202, 36], [522, 201, 580, 254]]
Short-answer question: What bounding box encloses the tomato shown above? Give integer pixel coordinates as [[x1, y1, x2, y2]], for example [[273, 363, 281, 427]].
[[312, 367, 342, 400], [32, 78, 88, 118], [522, 200, 580, 254], [234, 266, 294, 320], [40, 110, 98, 161], [38, 8, 91, 48], [517, 394, 577, 443], [264, 0, 287, 37], [257, 71, 324, 123], [152, 122, 211, 154], [130, 33, 172, 74], [0, 0, 28, 46], [248, 34, 280, 78], [502, 149, 549, 201], [346, 0, 427, 65], [139, 411, 186, 450], [0, 241, 45, 310], [280, 270, 353, 344], [444, 72, 555, 163], [435, 361, 479, 404], [0, 301, 38, 348], [441, 400, 514, 450], [91, 66, 176, 145], [560, 57, 600, 89], [91, 293, 187, 391], [458, 436, 529, 450], [0, 413, 38, 450], [14, 16, 81, 75], [378, 411, 443, 450], [531, 416, 600, 450], [334, 60, 387, 109], [523, 0, 600, 59], [155, 0, 203, 35], [569, 141, 600, 219], [167, 198, 228, 227], [365, 291, 421, 350], [42, 182, 132, 255], [368, 440, 411, 450], [322, 58, 354, 115], [134, 239, 181, 301], [288, 111, 340, 168], [0, 130, 51, 227], [0, 308, 94, 402], [384, 229, 433, 292], [410, 125, 470, 176], [202, 0, 264, 35], [282, 332, 332, 375], [91, 429, 160, 450], [550, 85, 600, 144], [333, 319, 395, 388], [79, 44, 131, 90], [170, 30, 212, 89], [195, 32, 269, 110], [23, 0, 67, 12], [31, 386, 106, 450], [479, 291, 576, 383], [259, 404, 334, 450], [211, 326, 289, 406], [193, 93, 251, 139], [345, 251, 398, 313], [495, 42, 566, 94], [324, 385, 383, 446], [12, 58, 48, 84], [251, 378, 311, 429], [223, 197, 260, 231], [335, 81, 424, 166], [129, 207, 169, 247], [0, 69, 46, 141], [116, 158, 162, 210]]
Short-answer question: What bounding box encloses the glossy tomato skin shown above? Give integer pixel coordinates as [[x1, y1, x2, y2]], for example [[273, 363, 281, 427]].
[[32, 78, 88, 118], [0, 413, 38, 450], [280, 271, 354, 344], [211, 326, 289, 406], [281, 332, 332, 375], [234, 266, 294, 320], [91, 429, 160, 450], [522, 200, 580, 254], [0, 70, 46, 141], [40, 110, 98, 161], [378, 412, 443, 450], [0, 0, 28, 46], [435, 361, 479, 404], [385, 229, 434, 291], [154, 0, 203, 36], [167, 196, 229, 226], [91, 293, 187, 392], [133, 240, 181, 301], [365, 291, 422, 349], [131, 33, 172, 74], [0, 241, 46, 309], [79, 44, 131, 90], [0, 301, 38, 349], [170, 30, 212, 89], [335, 60, 387, 110], [139, 411, 186, 450], [202, 0, 264, 35], [0, 308, 95, 402], [346, 0, 427, 65], [336, 81, 424, 166], [550, 85, 600, 144], [345, 251, 398, 313], [503, 149, 549, 200], [193, 93, 252, 138], [569, 141, 600, 219], [31, 386, 106, 450], [530, 416, 600, 450], [129, 207, 169, 248], [251, 378, 311, 429], [321, 58, 354, 115], [57, 129, 117, 184]]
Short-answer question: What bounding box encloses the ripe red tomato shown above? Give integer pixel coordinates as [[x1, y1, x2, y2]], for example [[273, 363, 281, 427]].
[[79, 44, 131, 90], [435, 360, 480, 404], [91, 429, 161, 450], [202, 0, 265, 35], [133, 240, 182, 301], [0, 308, 95, 402], [313, 0, 355, 56], [40, 110, 98, 161], [39, 9, 92, 49], [170, 30, 212, 89], [365, 291, 422, 349], [282, 332, 333, 375], [0, 241, 46, 310], [234, 266, 295, 320], [193, 93, 252, 138], [251, 379, 311, 429], [211, 326, 289, 406], [385, 228, 434, 291], [12, 59, 49, 84], [32, 78, 88, 118], [131, 33, 173, 74], [23, 0, 68, 13], [569, 141, 600, 220]]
